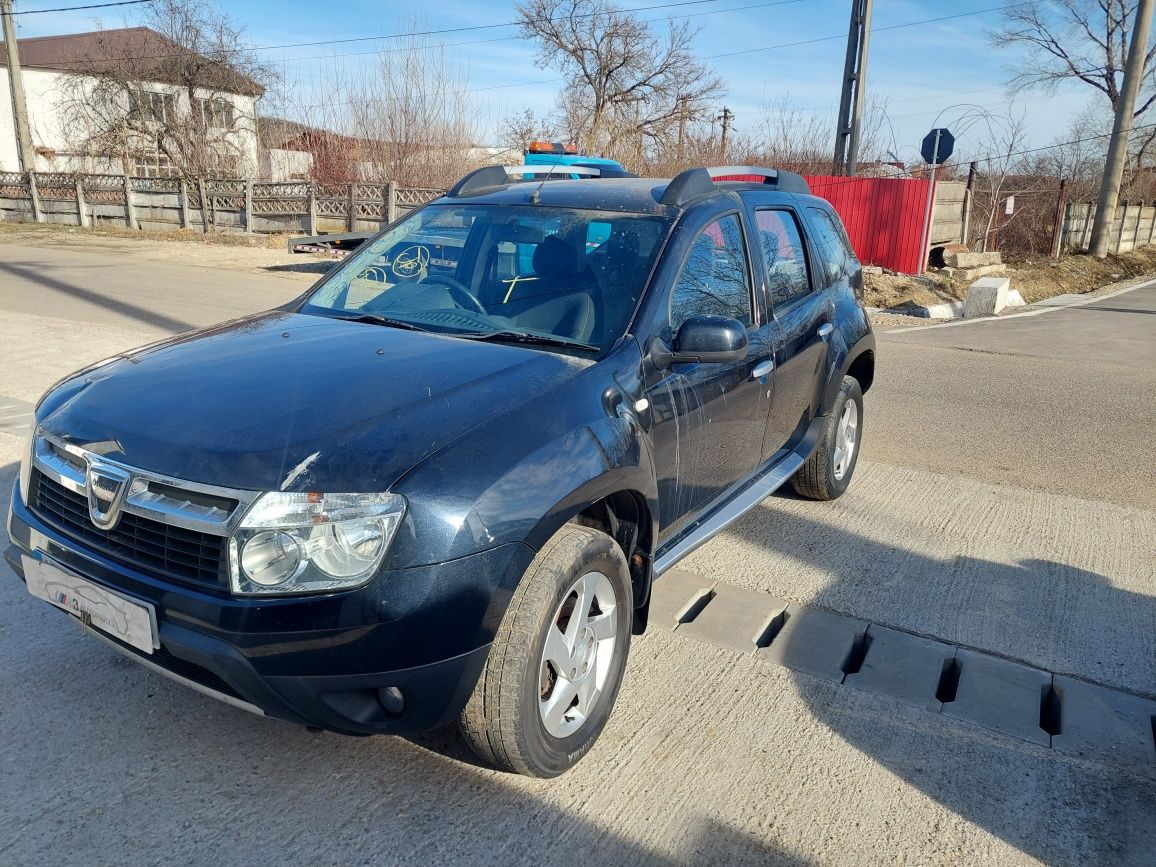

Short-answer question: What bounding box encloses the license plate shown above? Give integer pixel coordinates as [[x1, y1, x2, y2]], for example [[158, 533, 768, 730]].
[[23, 554, 158, 655]]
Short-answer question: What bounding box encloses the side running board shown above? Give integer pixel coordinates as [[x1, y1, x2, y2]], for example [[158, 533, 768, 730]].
[[653, 451, 806, 575]]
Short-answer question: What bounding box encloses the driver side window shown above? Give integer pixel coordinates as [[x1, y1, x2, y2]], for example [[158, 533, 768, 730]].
[[669, 214, 753, 333]]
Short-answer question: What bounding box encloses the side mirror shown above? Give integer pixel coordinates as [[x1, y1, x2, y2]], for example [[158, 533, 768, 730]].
[[650, 314, 748, 368]]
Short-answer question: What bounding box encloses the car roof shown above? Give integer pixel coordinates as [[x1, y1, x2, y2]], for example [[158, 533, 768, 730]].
[[430, 176, 812, 217]]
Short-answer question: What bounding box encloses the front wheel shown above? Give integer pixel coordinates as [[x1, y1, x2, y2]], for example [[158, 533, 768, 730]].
[[791, 375, 864, 500], [459, 525, 632, 777]]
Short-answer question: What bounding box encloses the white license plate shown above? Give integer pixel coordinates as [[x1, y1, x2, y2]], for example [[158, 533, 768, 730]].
[[23, 554, 158, 655]]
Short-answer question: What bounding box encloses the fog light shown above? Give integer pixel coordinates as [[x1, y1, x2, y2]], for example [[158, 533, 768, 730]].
[[378, 686, 405, 716]]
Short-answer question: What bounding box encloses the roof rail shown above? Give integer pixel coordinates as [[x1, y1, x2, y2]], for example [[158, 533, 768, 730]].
[[660, 164, 811, 207]]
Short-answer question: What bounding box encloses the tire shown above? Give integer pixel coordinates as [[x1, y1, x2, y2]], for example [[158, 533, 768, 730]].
[[459, 525, 632, 777], [791, 375, 864, 501]]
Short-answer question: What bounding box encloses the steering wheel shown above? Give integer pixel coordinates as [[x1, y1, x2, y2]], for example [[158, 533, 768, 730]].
[[421, 274, 487, 315]]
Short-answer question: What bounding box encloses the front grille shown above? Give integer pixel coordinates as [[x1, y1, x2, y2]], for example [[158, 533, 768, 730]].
[[31, 469, 227, 587]]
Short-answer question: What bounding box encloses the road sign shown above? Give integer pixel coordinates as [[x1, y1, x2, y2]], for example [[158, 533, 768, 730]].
[[921, 128, 955, 165]]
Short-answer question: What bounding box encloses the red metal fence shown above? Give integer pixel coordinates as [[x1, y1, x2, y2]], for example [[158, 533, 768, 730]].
[[803, 175, 932, 274]]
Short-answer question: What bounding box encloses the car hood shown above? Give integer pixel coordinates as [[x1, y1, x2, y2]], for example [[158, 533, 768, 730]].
[[38, 311, 589, 492]]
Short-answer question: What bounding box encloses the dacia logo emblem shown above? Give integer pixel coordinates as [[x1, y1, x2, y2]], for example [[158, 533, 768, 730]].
[[85, 460, 131, 530]]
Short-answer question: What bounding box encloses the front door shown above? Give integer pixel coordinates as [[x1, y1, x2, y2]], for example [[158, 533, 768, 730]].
[[645, 212, 774, 538]]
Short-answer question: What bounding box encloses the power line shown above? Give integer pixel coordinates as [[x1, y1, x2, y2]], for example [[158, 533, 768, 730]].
[[4, 0, 152, 14], [705, 4, 1027, 60], [266, 0, 804, 69], [22, 0, 739, 67]]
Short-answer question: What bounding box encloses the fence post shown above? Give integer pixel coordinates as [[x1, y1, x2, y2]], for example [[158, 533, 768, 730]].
[[1134, 201, 1144, 252], [197, 178, 209, 232], [1149, 201, 1156, 246], [123, 173, 139, 229], [179, 178, 190, 229], [1115, 202, 1127, 253], [244, 179, 253, 233], [961, 161, 977, 247], [27, 171, 42, 223], [75, 175, 88, 228], [1050, 178, 1067, 259], [307, 182, 317, 234], [347, 183, 356, 231], [387, 181, 399, 224]]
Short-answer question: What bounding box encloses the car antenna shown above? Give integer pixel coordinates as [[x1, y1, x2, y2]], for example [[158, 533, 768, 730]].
[[528, 146, 569, 204]]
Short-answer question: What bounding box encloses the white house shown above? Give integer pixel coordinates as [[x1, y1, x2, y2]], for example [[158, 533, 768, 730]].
[[0, 27, 263, 177]]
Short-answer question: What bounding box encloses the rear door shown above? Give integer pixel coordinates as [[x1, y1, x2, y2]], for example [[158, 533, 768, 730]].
[[747, 201, 833, 457], [644, 209, 775, 537]]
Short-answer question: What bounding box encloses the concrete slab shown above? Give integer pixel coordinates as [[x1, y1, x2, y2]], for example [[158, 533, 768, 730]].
[[947, 251, 1003, 268], [758, 605, 868, 682], [965, 277, 1011, 317], [1005, 289, 1026, 307], [957, 264, 1008, 281], [675, 584, 788, 655], [649, 568, 716, 629], [1051, 676, 1156, 778], [844, 624, 955, 711], [943, 649, 1052, 746]]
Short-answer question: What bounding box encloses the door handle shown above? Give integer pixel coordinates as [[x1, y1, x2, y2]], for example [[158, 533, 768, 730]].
[[817, 323, 834, 339], [751, 359, 775, 380]]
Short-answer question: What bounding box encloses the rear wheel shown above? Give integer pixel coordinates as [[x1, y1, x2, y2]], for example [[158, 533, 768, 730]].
[[792, 376, 863, 500], [459, 525, 631, 777]]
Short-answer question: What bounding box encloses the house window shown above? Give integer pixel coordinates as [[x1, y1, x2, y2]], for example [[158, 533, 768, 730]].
[[130, 90, 177, 124], [195, 97, 235, 129], [133, 139, 176, 178]]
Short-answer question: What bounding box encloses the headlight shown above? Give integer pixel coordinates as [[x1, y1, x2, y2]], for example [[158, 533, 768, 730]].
[[228, 492, 406, 595]]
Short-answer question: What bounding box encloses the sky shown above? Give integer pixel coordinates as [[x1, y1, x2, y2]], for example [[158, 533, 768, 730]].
[[9, 0, 1108, 164]]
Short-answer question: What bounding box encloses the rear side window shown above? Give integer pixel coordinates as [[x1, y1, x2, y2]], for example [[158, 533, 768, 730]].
[[808, 208, 856, 284], [754, 209, 811, 307], [669, 214, 753, 331]]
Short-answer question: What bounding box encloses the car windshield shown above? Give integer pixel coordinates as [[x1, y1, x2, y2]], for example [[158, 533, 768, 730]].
[[302, 204, 673, 353]]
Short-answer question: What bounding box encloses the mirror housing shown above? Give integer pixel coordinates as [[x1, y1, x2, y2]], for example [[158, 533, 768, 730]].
[[650, 315, 748, 368]]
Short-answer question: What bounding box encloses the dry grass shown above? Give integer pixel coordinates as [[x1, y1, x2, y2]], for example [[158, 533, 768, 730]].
[[864, 246, 1156, 309]]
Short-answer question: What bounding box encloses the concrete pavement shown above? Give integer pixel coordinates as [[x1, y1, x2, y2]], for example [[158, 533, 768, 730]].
[[1, 243, 1154, 865]]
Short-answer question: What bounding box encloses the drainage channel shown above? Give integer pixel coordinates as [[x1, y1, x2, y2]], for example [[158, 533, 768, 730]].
[[651, 568, 1156, 779]]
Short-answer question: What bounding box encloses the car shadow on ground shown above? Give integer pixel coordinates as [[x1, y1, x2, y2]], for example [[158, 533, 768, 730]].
[[714, 491, 1156, 865]]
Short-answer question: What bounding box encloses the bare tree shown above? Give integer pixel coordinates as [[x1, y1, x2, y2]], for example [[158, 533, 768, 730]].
[[500, 107, 557, 155], [990, 1, 1156, 116], [516, 0, 723, 161], [292, 29, 484, 187], [56, 0, 275, 178]]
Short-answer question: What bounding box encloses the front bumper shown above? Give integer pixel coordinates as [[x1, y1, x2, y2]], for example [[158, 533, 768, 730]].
[[6, 486, 534, 735]]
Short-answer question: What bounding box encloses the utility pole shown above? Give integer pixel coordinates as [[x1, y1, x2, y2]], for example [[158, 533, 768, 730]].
[[718, 106, 733, 163], [832, 0, 874, 176], [1, 0, 35, 173], [1089, 0, 1154, 257]]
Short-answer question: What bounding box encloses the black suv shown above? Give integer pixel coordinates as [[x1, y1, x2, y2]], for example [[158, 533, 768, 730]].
[[6, 164, 874, 777]]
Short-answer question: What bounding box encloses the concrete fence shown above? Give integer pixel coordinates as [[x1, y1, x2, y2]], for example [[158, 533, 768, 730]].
[[0, 172, 444, 235], [1060, 201, 1156, 254]]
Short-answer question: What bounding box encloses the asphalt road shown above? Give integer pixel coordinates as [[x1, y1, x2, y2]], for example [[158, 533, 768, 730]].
[[1, 242, 1153, 866]]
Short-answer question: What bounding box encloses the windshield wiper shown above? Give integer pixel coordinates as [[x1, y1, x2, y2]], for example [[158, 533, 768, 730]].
[[457, 330, 599, 353], [325, 312, 429, 332]]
